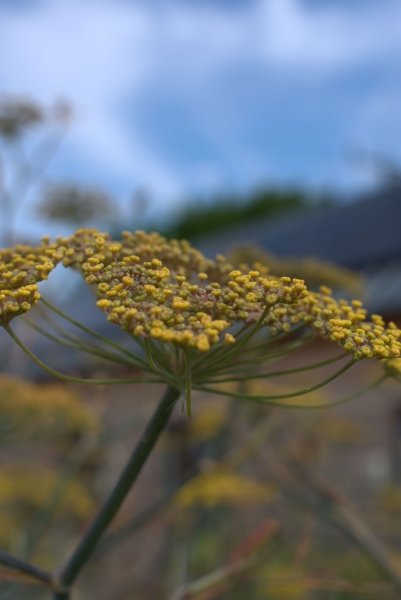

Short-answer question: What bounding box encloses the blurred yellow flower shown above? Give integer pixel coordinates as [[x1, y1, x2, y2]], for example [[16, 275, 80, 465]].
[[383, 358, 401, 378], [175, 470, 278, 508], [0, 466, 95, 547], [187, 401, 229, 442], [317, 416, 367, 444], [0, 374, 99, 436], [0, 467, 95, 517], [229, 243, 363, 295]]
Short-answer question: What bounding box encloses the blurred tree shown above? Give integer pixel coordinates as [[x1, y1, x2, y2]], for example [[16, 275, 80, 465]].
[[36, 184, 113, 225], [158, 188, 330, 241], [0, 100, 43, 139], [0, 96, 72, 245]]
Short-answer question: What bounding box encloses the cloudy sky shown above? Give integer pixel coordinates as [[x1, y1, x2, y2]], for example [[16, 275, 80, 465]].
[[1, 0, 400, 218]]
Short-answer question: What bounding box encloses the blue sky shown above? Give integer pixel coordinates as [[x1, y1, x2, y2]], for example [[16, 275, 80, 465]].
[[1, 0, 400, 223]]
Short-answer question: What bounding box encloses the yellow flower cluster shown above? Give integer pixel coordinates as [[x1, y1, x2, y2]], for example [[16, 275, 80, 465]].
[[80, 256, 307, 351], [56, 228, 232, 283], [265, 285, 401, 360], [2, 228, 400, 366], [55, 228, 113, 267], [0, 242, 62, 325]]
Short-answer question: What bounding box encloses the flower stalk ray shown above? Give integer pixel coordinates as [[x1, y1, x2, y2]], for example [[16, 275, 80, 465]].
[[2, 324, 163, 386]]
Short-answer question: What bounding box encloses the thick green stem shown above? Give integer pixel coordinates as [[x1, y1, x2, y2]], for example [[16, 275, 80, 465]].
[[53, 592, 69, 600], [58, 385, 180, 589]]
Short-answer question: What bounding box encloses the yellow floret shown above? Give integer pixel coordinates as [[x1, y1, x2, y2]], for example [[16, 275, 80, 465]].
[[196, 335, 210, 352]]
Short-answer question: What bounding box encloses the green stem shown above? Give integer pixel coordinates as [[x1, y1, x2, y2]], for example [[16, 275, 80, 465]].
[[95, 469, 198, 559], [41, 309, 113, 348], [2, 324, 162, 386], [200, 336, 313, 379], [185, 350, 192, 418], [194, 306, 270, 377], [97, 414, 284, 560], [193, 323, 252, 370], [199, 374, 386, 410], [239, 322, 309, 357], [144, 338, 174, 384], [195, 359, 356, 403], [23, 318, 141, 369], [204, 352, 348, 383], [40, 297, 149, 368], [145, 337, 172, 371], [26, 399, 181, 559], [275, 375, 387, 409], [58, 385, 180, 587], [0, 549, 52, 587], [143, 338, 169, 376], [192, 322, 304, 381], [53, 592, 69, 600]]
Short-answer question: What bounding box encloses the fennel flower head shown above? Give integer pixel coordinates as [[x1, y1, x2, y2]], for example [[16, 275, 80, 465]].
[[1, 227, 400, 412]]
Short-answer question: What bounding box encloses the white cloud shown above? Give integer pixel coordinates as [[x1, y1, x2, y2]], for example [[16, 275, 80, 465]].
[[2, 0, 400, 200], [252, 0, 401, 71], [2, 0, 180, 194]]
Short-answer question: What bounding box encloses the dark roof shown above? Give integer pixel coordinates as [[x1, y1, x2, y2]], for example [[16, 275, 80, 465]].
[[197, 184, 401, 269]]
